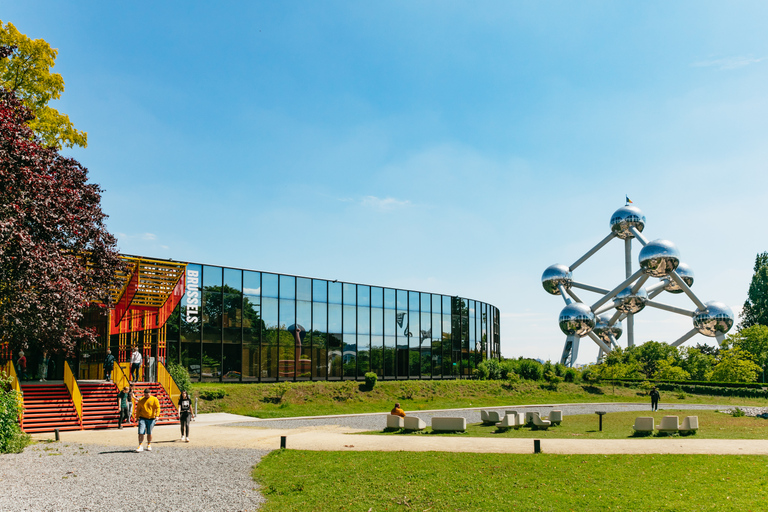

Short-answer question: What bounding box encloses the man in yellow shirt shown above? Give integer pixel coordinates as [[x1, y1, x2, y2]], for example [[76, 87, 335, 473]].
[[135, 388, 160, 452], [390, 402, 406, 418]]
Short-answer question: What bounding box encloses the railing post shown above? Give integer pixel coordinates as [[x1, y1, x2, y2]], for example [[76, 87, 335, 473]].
[[64, 361, 83, 428]]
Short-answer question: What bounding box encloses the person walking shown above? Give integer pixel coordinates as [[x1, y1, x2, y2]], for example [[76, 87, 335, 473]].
[[117, 386, 131, 429], [178, 390, 194, 442], [130, 347, 142, 382], [38, 351, 49, 382], [103, 349, 116, 382], [135, 388, 160, 452], [127, 385, 137, 424], [650, 386, 660, 411]]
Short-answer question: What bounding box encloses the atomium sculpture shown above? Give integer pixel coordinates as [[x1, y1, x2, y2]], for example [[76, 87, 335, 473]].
[[543, 204, 734, 366]]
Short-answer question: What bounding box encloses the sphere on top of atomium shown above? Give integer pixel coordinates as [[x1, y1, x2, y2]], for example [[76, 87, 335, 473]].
[[693, 301, 734, 337], [614, 286, 648, 313], [639, 239, 680, 277], [558, 302, 595, 337], [610, 205, 646, 239], [593, 315, 622, 343], [542, 264, 572, 295], [664, 262, 694, 294]]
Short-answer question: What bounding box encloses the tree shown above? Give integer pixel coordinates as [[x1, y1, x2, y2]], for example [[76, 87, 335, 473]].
[[740, 252, 768, 328], [726, 325, 768, 376], [653, 358, 691, 381], [0, 21, 87, 149], [631, 341, 679, 378], [679, 346, 714, 381], [0, 82, 120, 355], [707, 348, 761, 383]]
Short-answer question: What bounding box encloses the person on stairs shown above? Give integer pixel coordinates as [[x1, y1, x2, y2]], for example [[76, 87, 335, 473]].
[[117, 386, 131, 429], [135, 388, 160, 452], [130, 347, 142, 382], [103, 349, 116, 382]]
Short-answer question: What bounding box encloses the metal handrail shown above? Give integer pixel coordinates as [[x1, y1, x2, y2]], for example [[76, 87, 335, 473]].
[[63, 361, 83, 425], [157, 361, 181, 408], [2, 361, 23, 425]]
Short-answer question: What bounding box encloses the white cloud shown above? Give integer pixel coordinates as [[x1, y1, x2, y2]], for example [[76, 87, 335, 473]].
[[691, 56, 764, 70], [142, 233, 157, 241], [360, 195, 411, 211]]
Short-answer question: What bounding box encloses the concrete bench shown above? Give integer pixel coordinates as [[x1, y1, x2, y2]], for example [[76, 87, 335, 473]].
[[404, 416, 426, 431], [632, 416, 654, 434], [657, 415, 679, 433], [548, 410, 563, 425], [431, 417, 466, 432], [386, 414, 405, 429], [496, 414, 517, 429], [531, 412, 551, 430], [680, 416, 698, 434], [525, 411, 536, 426], [481, 410, 502, 425]]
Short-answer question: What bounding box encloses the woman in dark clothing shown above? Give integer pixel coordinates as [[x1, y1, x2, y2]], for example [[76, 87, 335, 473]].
[[650, 387, 660, 411], [178, 390, 194, 442]]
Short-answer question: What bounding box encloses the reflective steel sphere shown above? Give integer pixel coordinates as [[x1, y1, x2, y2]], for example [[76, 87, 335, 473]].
[[639, 239, 680, 277], [693, 301, 734, 337], [558, 303, 596, 337], [664, 262, 694, 294], [542, 264, 572, 295], [593, 315, 622, 343], [614, 286, 648, 313], [610, 205, 646, 239]]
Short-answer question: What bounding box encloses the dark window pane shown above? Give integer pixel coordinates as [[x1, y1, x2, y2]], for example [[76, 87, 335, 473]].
[[343, 334, 356, 378], [223, 344, 240, 381], [181, 342, 200, 381], [202, 343, 221, 382]]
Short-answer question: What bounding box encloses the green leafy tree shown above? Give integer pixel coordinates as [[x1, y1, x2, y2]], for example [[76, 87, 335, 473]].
[[727, 325, 768, 376], [653, 358, 691, 381], [740, 252, 768, 329], [679, 347, 714, 381], [632, 341, 678, 377], [0, 21, 86, 149], [708, 347, 761, 383], [0, 373, 31, 453]]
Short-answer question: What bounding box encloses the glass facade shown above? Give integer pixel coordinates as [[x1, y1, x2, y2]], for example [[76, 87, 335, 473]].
[[150, 261, 499, 382]]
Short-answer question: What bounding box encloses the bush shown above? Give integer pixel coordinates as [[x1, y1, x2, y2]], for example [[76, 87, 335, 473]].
[[499, 360, 517, 379], [199, 389, 227, 401], [0, 373, 31, 454], [732, 407, 746, 417], [580, 365, 600, 383], [544, 371, 564, 391], [475, 360, 504, 380], [167, 363, 192, 393], [563, 367, 579, 383], [517, 359, 544, 381], [364, 372, 378, 389]]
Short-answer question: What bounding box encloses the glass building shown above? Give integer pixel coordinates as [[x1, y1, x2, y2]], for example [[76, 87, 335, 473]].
[[153, 262, 501, 382]]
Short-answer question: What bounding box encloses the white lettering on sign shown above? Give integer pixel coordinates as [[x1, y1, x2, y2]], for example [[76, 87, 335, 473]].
[[185, 269, 200, 323]]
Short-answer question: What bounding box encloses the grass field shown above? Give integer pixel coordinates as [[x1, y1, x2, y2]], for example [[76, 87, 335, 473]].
[[252, 450, 768, 511], [366, 409, 768, 439], [191, 379, 768, 419]]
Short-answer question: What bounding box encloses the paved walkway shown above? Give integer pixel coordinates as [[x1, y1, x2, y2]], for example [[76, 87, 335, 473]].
[[28, 402, 768, 455]]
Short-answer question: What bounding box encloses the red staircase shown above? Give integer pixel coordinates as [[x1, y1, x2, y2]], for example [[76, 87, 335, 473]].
[[80, 382, 121, 430], [130, 382, 179, 425], [20, 384, 81, 433]]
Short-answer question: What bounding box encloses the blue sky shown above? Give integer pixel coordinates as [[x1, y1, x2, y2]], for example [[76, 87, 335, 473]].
[[5, 1, 768, 363]]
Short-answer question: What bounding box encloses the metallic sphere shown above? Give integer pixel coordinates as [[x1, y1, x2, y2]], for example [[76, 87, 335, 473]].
[[639, 239, 680, 277], [693, 301, 734, 337], [614, 286, 648, 314], [542, 264, 573, 295], [664, 262, 694, 294], [610, 205, 646, 239], [558, 303, 596, 337], [593, 315, 622, 343]]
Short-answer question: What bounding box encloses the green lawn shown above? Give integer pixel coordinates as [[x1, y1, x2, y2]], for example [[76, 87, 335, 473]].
[[252, 450, 768, 511], [191, 379, 768, 419], [366, 410, 768, 440]]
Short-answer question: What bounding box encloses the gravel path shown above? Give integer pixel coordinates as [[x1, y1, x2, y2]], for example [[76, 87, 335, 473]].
[[226, 402, 728, 431], [0, 442, 268, 512]]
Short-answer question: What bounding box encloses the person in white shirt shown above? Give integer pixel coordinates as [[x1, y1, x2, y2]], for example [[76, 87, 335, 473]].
[[130, 347, 143, 382]]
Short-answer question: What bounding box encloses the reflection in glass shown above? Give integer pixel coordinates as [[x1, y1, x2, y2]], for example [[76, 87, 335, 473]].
[[343, 283, 356, 306], [224, 268, 242, 292], [371, 287, 383, 308], [343, 305, 356, 334], [384, 336, 395, 378], [329, 281, 342, 304], [357, 285, 370, 307], [357, 334, 370, 376], [343, 334, 356, 377], [370, 335, 383, 376], [280, 275, 295, 300], [313, 280, 327, 302], [262, 273, 278, 298], [202, 291, 221, 343], [384, 288, 395, 309], [203, 266, 222, 288], [243, 271, 261, 297], [202, 343, 221, 382]]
